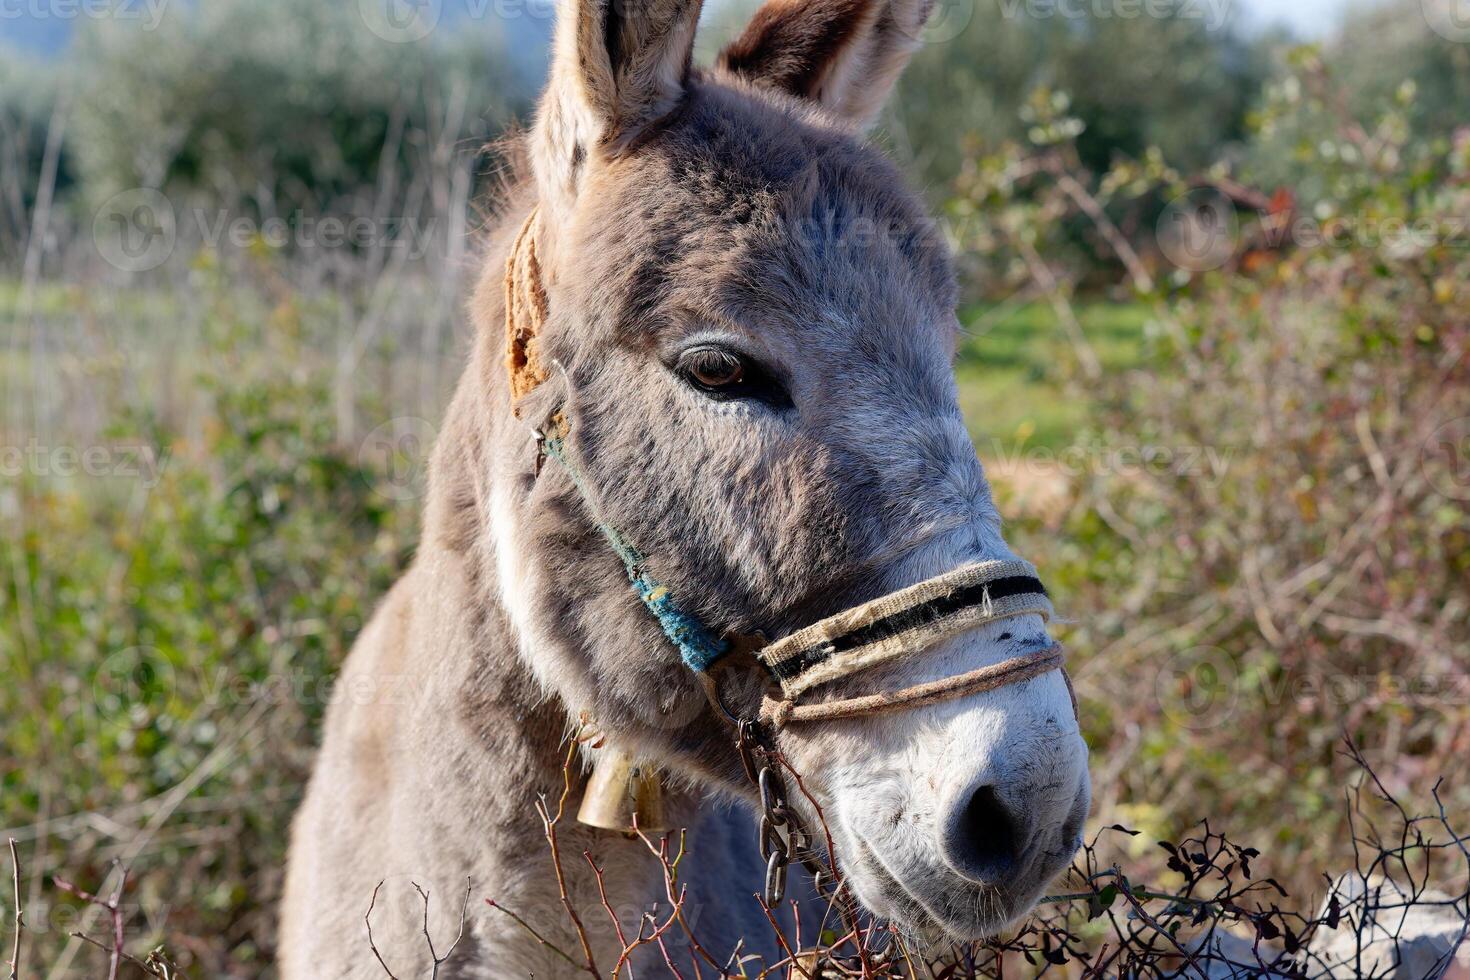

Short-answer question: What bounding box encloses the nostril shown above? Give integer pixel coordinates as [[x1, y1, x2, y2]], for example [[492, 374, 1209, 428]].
[[947, 785, 1021, 883]]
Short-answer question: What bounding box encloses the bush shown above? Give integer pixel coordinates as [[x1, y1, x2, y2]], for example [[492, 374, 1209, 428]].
[[892, 0, 1270, 193], [955, 52, 1470, 897], [0, 281, 423, 973], [62, 0, 532, 220]]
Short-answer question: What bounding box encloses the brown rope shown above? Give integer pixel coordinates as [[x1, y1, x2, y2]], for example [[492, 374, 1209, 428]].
[[760, 644, 1072, 729], [505, 209, 550, 402]]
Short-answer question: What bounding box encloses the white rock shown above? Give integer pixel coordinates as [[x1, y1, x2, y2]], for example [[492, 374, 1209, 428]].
[[1188, 928, 1284, 978], [1306, 874, 1468, 979]]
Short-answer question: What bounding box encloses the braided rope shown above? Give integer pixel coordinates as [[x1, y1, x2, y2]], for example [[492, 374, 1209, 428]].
[[539, 413, 730, 673], [757, 559, 1054, 701], [760, 644, 1073, 730]]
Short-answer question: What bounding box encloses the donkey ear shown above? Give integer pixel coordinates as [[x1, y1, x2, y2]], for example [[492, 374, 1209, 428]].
[[716, 0, 934, 130], [533, 0, 704, 218]]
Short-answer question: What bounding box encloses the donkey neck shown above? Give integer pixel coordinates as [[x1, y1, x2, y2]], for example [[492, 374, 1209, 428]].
[[413, 286, 715, 948], [420, 315, 581, 787]]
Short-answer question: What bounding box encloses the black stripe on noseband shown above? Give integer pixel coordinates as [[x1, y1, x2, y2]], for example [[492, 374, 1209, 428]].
[[767, 575, 1047, 681]]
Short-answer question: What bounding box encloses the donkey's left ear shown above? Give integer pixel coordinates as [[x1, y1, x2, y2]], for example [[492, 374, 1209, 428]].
[[716, 0, 935, 131], [533, 0, 704, 221]]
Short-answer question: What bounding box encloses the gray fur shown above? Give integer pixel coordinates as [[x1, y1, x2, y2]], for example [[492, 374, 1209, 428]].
[[280, 0, 1089, 974]]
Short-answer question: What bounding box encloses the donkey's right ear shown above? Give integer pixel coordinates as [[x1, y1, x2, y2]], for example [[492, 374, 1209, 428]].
[[717, 0, 934, 131], [532, 0, 704, 223]]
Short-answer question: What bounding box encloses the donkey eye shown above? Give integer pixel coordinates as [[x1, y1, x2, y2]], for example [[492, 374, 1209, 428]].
[[674, 345, 792, 409], [683, 348, 745, 389]]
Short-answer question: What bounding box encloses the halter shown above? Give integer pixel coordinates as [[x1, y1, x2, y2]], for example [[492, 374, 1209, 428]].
[[506, 210, 1076, 900], [535, 406, 1071, 726]]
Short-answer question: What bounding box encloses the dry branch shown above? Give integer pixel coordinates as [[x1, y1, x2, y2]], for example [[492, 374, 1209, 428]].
[[535, 739, 602, 978], [500, 734, 1469, 979], [365, 878, 472, 980], [52, 869, 126, 980], [364, 882, 400, 980], [7, 839, 21, 980], [44, 867, 178, 980]]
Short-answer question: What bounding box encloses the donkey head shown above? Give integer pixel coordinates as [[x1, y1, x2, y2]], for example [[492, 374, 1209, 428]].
[[491, 0, 1090, 944]]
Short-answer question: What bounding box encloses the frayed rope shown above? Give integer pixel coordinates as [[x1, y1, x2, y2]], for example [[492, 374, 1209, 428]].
[[540, 414, 729, 674]]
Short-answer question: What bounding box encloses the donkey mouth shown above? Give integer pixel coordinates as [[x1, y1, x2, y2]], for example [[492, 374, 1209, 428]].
[[848, 833, 1036, 945]]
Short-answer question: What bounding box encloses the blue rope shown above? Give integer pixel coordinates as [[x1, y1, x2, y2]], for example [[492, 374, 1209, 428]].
[[541, 416, 730, 673]]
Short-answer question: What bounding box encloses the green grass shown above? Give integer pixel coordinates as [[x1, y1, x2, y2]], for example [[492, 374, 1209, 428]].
[[955, 301, 1151, 453]]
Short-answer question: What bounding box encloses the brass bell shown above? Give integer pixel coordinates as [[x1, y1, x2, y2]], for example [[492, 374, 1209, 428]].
[[791, 951, 821, 978], [576, 747, 669, 834]]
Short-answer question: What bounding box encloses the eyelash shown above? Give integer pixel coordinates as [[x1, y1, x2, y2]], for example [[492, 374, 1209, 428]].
[[674, 345, 793, 409]]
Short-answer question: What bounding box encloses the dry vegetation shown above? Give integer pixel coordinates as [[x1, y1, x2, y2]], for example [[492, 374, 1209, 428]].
[[2, 4, 1468, 977]]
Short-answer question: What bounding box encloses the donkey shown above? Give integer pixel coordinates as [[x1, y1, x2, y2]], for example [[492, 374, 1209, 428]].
[[280, 0, 1091, 974]]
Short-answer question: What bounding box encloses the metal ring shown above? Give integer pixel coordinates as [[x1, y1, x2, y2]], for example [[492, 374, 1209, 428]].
[[760, 816, 789, 862], [758, 766, 787, 814], [764, 850, 787, 906], [736, 721, 763, 785], [697, 669, 745, 727]]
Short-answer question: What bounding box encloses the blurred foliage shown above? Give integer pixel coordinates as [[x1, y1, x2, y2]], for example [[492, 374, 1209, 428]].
[[1, 270, 423, 973], [3, 0, 1467, 248], [1245, 15, 1470, 202], [7, 0, 534, 231], [0, 50, 72, 263], [971, 52, 1470, 892], [1328, 0, 1470, 151], [892, 0, 1273, 192]]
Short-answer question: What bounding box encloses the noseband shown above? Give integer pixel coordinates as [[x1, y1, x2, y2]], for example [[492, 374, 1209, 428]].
[[506, 210, 1077, 903]]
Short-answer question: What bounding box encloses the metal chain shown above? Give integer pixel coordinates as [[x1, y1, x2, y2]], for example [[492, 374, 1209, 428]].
[[737, 719, 797, 906]]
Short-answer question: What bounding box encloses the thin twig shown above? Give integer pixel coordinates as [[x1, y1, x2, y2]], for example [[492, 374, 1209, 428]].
[[634, 826, 723, 976], [364, 881, 400, 980], [584, 852, 633, 958], [7, 840, 20, 980], [407, 878, 472, 980], [535, 739, 601, 978], [1013, 233, 1102, 380], [64, 933, 175, 980], [486, 900, 584, 969], [53, 868, 128, 980]]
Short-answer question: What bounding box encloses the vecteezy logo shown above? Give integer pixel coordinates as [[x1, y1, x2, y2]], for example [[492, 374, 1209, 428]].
[[901, 0, 974, 43], [1157, 188, 1239, 273], [358, 0, 442, 42], [1422, 416, 1470, 501], [358, 417, 437, 501], [1422, 0, 1470, 42], [94, 646, 178, 732], [92, 188, 176, 273], [1154, 645, 1239, 731]]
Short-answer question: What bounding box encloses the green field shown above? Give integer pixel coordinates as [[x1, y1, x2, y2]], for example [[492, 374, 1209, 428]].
[[956, 301, 1151, 452]]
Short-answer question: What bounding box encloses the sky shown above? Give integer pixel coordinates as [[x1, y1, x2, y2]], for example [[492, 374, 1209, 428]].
[[1236, 0, 1361, 36], [0, 0, 1367, 57]]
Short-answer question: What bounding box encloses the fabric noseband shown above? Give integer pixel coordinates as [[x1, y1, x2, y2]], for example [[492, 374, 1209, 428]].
[[758, 558, 1053, 701]]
